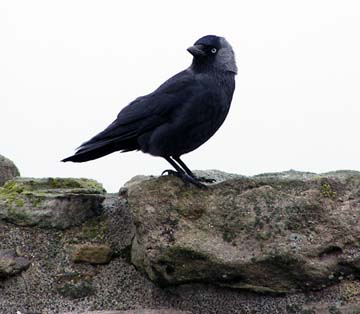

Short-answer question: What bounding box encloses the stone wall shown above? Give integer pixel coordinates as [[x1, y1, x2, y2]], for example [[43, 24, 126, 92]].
[[1, 156, 360, 314]]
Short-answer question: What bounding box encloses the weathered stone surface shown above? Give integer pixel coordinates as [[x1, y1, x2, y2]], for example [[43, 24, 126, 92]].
[[0, 155, 20, 186], [119, 175, 155, 197], [0, 177, 105, 229], [56, 272, 96, 299], [301, 304, 360, 314], [3, 172, 360, 314], [63, 310, 191, 314], [128, 170, 360, 294], [68, 243, 113, 264], [0, 249, 30, 278]]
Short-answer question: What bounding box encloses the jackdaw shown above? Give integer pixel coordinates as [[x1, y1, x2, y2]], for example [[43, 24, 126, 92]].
[[62, 35, 237, 188]]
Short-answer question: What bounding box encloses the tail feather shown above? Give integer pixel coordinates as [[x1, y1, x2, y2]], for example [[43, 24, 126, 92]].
[[62, 138, 139, 163], [62, 115, 145, 163]]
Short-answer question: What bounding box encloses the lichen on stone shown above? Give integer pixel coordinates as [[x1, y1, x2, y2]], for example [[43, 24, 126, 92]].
[[0, 177, 106, 229], [321, 182, 337, 198]]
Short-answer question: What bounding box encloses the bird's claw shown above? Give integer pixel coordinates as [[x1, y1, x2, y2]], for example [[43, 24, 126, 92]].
[[161, 169, 178, 177], [196, 176, 216, 183], [161, 170, 207, 189]]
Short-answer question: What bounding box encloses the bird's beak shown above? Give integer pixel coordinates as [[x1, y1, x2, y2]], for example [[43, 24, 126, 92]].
[[187, 44, 206, 57]]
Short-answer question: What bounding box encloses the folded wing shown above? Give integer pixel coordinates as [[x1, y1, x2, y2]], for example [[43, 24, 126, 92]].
[[62, 70, 195, 162]]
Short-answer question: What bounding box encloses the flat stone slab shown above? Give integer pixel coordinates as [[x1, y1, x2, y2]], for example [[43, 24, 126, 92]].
[[0, 177, 105, 229], [67, 243, 113, 264], [128, 170, 360, 294]]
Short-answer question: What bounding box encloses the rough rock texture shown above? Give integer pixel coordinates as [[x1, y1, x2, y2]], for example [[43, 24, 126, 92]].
[[63, 310, 191, 314], [0, 177, 106, 229], [128, 170, 360, 294], [1, 171, 360, 314], [0, 249, 30, 278], [68, 243, 113, 264], [0, 155, 20, 186]]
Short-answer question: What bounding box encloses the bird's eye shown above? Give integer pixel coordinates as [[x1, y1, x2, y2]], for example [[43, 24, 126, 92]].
[[211, 48, 217, 54]]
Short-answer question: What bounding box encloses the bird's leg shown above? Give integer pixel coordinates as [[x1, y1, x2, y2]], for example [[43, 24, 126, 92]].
[[173, 156, 216, 183], [162, 157, 207, 188], [172, 156, 196, 177]]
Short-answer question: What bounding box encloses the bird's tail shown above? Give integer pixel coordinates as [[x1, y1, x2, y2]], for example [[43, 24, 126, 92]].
[[62, 138, 138, 163], [61, 145, 114, 162]]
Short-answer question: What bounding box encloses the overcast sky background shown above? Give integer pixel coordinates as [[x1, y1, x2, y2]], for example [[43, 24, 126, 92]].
[[1, 1, 359, 192]]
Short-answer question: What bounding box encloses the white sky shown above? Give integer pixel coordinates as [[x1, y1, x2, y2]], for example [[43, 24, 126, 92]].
[[1, 1, 359, 192]]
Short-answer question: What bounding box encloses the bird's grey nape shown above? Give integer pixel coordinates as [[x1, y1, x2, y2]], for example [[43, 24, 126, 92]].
[[216, 37, 238, 74]]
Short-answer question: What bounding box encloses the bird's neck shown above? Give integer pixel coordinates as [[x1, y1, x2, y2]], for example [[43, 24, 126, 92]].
[[190, 60, 237, 76]]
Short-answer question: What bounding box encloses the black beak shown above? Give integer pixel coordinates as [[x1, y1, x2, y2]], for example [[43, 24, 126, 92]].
[[187, 44, 206, 57]]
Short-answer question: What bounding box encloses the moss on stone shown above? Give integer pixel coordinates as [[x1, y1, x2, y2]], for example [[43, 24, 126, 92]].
[[0, 177, 105, 209], [0, 177, 105, 229], [14, 198, 24, 207], [6, 206, 31, 223], [0, 181, 24, 205], [321, 182, 337, 198], [1, 177, 105, 196]]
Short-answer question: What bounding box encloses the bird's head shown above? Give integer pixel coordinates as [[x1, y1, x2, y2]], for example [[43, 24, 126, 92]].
[[188, 35, 237, 74]]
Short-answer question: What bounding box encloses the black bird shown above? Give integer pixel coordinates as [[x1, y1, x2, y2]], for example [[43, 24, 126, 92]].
[[62, 35, 237, 188]]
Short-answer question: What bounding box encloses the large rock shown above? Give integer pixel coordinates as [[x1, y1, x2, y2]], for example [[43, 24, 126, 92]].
[[0, 177, 105, 229], [0, 155, 20, 186], [128, 170, 360, 294], [0, 249, 30, 278], [2, 181, 360, 314]]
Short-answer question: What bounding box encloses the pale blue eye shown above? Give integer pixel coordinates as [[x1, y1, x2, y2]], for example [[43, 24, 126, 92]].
[[211, 48, 217, 54]]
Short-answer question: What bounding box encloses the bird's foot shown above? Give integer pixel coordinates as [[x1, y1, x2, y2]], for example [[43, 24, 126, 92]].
[[195, 176, 216, 183], [161, 170, 207, 189], [161, 169, 179, 177]]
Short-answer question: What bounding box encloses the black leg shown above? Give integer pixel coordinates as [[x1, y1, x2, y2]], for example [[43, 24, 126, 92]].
[[172, 156, 195, 177], [173, 156, 216, 183], [162, 156, 207, 188]]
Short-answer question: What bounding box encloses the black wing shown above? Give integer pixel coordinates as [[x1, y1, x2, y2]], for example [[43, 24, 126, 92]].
[[62, 69, 198, 162]]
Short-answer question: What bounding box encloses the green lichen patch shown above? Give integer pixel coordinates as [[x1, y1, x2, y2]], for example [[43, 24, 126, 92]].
[[0, 177, 105, 206], [0, 177, 105, 229], [6, 177, 105, 194], [14, 198, 24, 207], [321, 182, 337, 198], [1, 180, 24, 194], [0, 180, 25, 205], [5, 206, 32, 225]]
